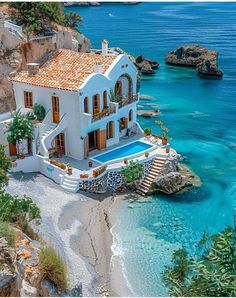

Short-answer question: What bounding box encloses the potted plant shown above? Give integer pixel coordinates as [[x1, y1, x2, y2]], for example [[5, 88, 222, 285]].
[[88, 160, 93, 167], [67, 165, 73, 175], [124, 158, 128, 164], [145, 152, 149, 158], [144, 128, 151, 136], [166, 148, 170, 154], [155, 120, 172, 145]]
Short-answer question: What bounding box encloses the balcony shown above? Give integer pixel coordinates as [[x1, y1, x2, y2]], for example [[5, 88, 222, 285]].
[[92, 105, 116, 122], [118, 94, 138, 108]]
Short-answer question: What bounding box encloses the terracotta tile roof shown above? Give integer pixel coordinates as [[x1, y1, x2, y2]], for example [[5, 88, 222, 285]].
[[11, 49, 118, 92]]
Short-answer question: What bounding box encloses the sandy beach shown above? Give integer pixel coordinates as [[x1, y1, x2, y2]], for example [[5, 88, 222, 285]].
[[6, 172, 133, 297]]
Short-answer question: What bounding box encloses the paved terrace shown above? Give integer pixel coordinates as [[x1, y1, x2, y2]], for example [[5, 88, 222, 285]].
[[55, 133, 168, 178]]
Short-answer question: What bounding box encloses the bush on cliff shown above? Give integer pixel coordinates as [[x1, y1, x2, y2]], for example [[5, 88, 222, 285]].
[[0, 221, 17, 247], [0, 144, 12, 188], [9, 2, 82, 34], [164, 221, 236, 297], [39, 246, 67, 291]]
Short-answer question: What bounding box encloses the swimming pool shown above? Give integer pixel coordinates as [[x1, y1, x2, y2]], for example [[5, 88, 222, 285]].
[[92, 141, 153, 163]]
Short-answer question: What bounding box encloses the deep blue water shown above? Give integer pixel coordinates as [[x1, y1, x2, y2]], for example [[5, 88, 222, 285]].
[[93, 141, 152, 163], [66, 3, 236, 296]]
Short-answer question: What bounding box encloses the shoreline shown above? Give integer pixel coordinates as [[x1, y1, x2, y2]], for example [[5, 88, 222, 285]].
[[78, 190, 134, 297]]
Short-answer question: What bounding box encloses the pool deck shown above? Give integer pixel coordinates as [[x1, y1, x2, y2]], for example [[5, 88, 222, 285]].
[[55, 133, 168, 178]]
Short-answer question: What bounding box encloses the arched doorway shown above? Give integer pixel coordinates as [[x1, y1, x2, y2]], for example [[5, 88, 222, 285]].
[[115, 74, 133, 99]]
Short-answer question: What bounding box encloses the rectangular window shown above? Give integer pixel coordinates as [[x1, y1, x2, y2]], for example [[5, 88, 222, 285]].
[[24, 91, 33, 108]]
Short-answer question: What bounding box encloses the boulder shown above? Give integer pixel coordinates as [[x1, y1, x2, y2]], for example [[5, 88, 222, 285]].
[[39, 279, 59, 297], [165, 45, 223, 78], [134, 55, 159, 75], [150, 172, 192, 195], [20, 279, 38, 297]]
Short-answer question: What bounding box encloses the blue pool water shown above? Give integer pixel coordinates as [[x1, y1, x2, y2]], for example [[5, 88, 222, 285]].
[[66, 3, 236, 296], [93, 141, 152, 163]]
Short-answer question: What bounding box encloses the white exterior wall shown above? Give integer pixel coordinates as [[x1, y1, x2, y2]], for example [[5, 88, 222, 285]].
[[13, 82, 82, 159], [11, 54, 138, 161]]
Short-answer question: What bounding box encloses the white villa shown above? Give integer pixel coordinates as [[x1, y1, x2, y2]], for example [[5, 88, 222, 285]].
[[0, 40, 170, 195]]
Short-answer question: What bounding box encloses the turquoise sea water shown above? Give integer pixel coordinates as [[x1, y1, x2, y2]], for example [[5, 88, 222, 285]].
[[66, 3, 236, 296], [93, 141, 152, 163]]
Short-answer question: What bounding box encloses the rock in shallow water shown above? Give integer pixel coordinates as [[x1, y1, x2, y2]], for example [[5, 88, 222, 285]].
[[165, 45, 223, 78]]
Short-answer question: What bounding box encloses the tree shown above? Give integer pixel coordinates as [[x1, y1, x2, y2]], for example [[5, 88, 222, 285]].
[[121, 160, 144, 186], [0, 144, 12, 188], [155, 120, 172, 141], [164, 221, 236, 297], [9, 2, 82, 34], [33, 103, 46, 121], [63, 12, 82, 30], [6, 110, 35, 156]]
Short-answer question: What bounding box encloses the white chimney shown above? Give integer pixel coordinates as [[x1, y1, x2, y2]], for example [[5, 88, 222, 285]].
[[27, 63, 40, 76], [102, 39, 108, 56], [95, 63, 103, 74]]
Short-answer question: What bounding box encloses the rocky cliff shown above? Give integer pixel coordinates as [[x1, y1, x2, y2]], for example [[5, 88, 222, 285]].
[[165, 45, 223, 78], [0, 230, 82, 297], [0, 19, 90, 114]]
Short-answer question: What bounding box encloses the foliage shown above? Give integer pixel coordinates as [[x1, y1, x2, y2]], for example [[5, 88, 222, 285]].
[[33, 103, 46, 121], [9, 2, 82, 34], [7, 109, 34, 155], [121, 160, 144, 184], [0, 191, 41, 223], [0, 144, 12, 188], [155, 120, 172, 141], [63, 12, 82, 29], [164, 222, 236, 297], [109, 89, 121, 103], [39, 246, 67, 290], [0, 221, 17, 247], [144, 127, 152, 135]]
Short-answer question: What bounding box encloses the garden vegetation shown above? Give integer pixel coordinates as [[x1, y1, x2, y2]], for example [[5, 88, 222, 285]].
[[8, 2, 82, 34], [164, 223, 236, 296], [39, 246, 68, 291]]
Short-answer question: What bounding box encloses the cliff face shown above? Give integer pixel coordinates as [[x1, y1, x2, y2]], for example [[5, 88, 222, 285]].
[[0, 23, 90, 114]]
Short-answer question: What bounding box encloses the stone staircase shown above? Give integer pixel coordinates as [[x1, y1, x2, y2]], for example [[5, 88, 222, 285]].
[[61, 174, 80, 192], [136, 156, 167, 197]]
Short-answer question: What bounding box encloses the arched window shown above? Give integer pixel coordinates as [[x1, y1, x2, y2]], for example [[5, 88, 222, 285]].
[[93, 94, 100, 115], [106, 121, 114, 139], [84, 97, 89, 113], [103, 91, 108, 109], [129, 109, 133, 122], [115, 81, 122, 97]]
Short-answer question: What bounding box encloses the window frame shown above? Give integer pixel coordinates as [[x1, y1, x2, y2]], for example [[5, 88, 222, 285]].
[[24, 91, 33, 108]]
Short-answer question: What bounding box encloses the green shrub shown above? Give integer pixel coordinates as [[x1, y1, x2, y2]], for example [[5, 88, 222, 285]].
[[33, 103, 46, 121], [164, 223, 236, 297], [0, 221, 17, 247], [144, 127, 151, 135], [0, 191, 41, 223], [121, 160, 144, 184], [39, 246, 67, 290]]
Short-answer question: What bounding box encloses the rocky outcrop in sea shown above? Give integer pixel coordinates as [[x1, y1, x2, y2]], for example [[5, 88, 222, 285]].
[[165, 45, 223, 78], [134, 55, 159, 75], [149, 152, 201, 195]]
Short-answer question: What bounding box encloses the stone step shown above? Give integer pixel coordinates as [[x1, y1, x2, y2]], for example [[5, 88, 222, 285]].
[[61, 184, 77, 192], [64, 174, 80, 181], [63, 181, 78, 188], [145, 176, 155, 183], [141, 180, 151, 188], [149, 169, 160, 175]]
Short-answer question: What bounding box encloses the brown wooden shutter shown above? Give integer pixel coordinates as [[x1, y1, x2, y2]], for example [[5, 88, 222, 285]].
[[98, 129, 106, 150], [9, 142, 17, 156], [84, 136, 89, 158]]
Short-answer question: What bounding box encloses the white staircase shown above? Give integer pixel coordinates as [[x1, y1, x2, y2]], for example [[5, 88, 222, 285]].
[[136, 156, 167, 197], [38, 114, 68, 157], [61, 174, 80, 192]]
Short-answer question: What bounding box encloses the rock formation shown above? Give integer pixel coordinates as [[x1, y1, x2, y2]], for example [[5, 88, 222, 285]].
[[0, 16, 90, 114], [134, 55, 159, 75], [0, 230, 82, 297], [149, 151, 201, 195], [165, 45, 223, 78]]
